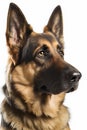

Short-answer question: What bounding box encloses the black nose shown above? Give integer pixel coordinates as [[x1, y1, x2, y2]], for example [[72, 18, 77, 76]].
[[70, 72, 82, 83]]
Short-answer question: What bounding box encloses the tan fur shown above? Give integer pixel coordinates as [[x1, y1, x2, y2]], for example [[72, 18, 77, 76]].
[[1, 94, 70, 130]]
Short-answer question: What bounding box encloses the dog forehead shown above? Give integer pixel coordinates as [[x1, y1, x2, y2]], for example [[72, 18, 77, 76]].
[[29, 32, 59, 47]]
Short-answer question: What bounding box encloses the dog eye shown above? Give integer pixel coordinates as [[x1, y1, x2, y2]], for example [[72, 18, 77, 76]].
[[38, 51, 45, 57], [37, 50, 49, 58], [57, 45, 64, 57], [58, 50, 64, 57], [37, 45, 49, 58]]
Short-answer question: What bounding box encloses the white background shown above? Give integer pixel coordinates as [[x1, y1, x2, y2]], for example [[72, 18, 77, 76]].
[[0, 0, 87, 129]]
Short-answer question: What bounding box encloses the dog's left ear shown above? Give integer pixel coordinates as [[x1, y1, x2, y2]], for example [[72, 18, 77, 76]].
[[6, 3, 33, 65], [44, 6, 63, 44]]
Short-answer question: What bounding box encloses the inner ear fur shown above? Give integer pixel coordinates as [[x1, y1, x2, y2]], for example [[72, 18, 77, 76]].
[[44, 6, 64, 45], [6, 3, 33, 65]]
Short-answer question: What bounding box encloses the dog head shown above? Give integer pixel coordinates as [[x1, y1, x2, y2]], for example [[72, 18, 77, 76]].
[[6, 3, 81, 96]]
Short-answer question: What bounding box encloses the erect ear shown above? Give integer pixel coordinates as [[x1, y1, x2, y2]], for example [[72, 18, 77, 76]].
[[44, 6, 63, 44], [6, 3, 33, 65]]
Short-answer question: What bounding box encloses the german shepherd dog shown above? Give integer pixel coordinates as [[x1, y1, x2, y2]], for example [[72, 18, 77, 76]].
[[0, 3, 81, 130]]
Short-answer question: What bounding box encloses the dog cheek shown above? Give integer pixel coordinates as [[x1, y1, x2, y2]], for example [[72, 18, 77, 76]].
[[11, 62, 41, 86]]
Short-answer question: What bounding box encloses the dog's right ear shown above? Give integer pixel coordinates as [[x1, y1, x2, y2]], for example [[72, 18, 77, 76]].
[[6, 3, 33, 65]]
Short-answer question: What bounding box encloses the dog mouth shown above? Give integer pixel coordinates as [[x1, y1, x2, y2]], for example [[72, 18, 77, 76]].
[[35, 67, 81, 95], [66, 83, 79, 93], [39, 82, 79, 94], [40, 85, 50, 94], [39, 85, 64, 95]]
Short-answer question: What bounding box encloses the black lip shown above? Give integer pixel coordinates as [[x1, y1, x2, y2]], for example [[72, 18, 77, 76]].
[[39, 81, 79, 94], [66, 82, 78, 93], [40, 85, 61, 95]]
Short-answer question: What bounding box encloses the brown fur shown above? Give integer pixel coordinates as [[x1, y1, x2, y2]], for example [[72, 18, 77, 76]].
[[0, 3, 81, 130]]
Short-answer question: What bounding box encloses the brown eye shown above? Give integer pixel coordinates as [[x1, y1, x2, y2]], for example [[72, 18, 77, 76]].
[[57, 45, 64, 57], [37, 50, 49, 58], [38, 51, 45, 57], [37, 45, 49, 58], [58, 50, 64, 57]]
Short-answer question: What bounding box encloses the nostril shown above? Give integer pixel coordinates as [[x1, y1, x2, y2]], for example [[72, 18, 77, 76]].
[[70, 72, 82, 83]]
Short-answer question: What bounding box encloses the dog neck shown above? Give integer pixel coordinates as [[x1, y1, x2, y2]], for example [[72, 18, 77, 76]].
[[1, 92, 70, 130], [3, 84, 66, 118]]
